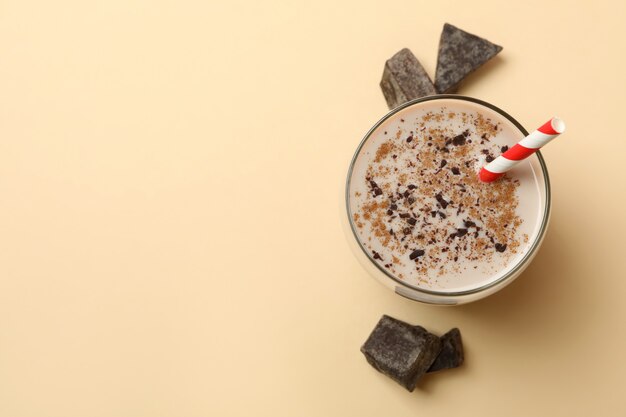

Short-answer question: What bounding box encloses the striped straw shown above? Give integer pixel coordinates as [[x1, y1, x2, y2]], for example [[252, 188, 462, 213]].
[[479, 117, 566, 183]]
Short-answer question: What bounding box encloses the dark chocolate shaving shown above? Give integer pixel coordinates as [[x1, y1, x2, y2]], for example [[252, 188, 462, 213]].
[[452, 134, 466, 146], [464, 220, 477, 228], [435, 193, 449, 209], [455, 228, 468, 237]]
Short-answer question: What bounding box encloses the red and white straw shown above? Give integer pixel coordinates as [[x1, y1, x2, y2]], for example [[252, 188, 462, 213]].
[[479, 117, 566, 183]]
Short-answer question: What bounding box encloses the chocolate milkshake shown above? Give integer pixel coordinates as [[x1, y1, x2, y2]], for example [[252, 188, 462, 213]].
[[346, 96, 549, 301]]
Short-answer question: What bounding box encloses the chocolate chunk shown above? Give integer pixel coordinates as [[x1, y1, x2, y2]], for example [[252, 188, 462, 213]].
[[440, 160, 447, 168], [485, 155, 494, 163], [452, 134, 466, 146], [464, 220, 477, 228], [390, 203, 398, 210], [406, 135, 413, 143], [455, 228, 468, 237], [372, 250, 383, 260], [450, 167, 461, 175], [360, 315, 442, 392], [380, 48, 437, 110], [399, 213, 411, 218], [407, 217, 417, 226], [437, 211, 446, 219], [409, 249, 425, 260], [434, 23, 503, 93], [435, 193, 449, 209], [373, 187, 383, 196], [428, 328, 464, 373], [387, 209, 393, 215], [369, 180, 378, 188], [501, 145, 509, 153], [407, 184, 417, 190], [408, 197, 415, 205], [495, 243, 507, 252]]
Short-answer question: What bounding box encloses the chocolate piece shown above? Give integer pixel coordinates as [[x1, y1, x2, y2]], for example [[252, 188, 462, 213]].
[[409, 249, 425, 260], [380, 48, 436, 110], [428, 328, 464, 372], [435, 193, 449, 209], [452, 133, 467, 146], [434, 23, 503, 93], [495, 243, 507, 252], [361, 315, 442, 391], [450, 167, 461, 175], [464, 220, 476, 228]]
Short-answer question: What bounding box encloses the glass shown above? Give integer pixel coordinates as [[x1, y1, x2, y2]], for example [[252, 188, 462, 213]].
[[343, 95, 551, 305]]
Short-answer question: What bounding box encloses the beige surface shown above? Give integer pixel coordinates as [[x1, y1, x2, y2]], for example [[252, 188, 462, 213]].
[[0, 0, 625, 415]]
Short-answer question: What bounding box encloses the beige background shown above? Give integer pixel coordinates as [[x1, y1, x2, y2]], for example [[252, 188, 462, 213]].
[[1, 0, 625, 415]]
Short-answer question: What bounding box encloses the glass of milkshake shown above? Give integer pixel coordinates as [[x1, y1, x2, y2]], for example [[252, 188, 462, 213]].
[[345, 95, 550, 305]]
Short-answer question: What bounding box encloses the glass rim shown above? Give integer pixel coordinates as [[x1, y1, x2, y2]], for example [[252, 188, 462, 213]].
[[345, 94, 551, 297]]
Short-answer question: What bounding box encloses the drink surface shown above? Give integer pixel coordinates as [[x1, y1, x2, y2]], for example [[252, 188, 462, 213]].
[[348, 99, 544, 293]]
